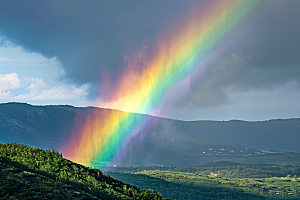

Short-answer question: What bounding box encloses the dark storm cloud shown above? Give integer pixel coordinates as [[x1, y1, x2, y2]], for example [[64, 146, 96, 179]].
[[176, 86, 229, 108], [0, 0, 195, 92], [232, 0, 300, 90], [250, 1, 300, 68], [0, 0, 299, 107], [180, 0, 300, 107]]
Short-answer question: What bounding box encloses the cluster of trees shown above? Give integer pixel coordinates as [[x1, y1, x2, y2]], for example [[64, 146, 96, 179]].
[[111, 161, 300, 178], [0, 142, 165, 200], [111, 170, 300, 200], [206, 164, 300, 178]]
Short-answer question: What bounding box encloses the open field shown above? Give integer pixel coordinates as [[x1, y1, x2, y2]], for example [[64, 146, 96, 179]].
[[111, 170, 300, 200]]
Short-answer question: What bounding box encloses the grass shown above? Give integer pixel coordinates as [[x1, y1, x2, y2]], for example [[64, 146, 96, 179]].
[[110, 170, 300, 200]]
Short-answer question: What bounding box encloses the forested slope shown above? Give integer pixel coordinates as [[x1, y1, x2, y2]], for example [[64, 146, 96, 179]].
[[0, 143, 165, 200]]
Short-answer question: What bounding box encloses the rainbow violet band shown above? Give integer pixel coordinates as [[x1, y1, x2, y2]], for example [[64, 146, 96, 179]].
[[61, 0, 259, 168]]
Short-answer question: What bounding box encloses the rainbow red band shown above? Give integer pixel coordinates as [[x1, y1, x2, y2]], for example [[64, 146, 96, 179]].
[[61, 0, 259, 168]]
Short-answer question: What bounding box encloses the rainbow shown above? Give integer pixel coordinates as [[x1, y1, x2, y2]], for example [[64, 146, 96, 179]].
[[61, 0, 259, 167]]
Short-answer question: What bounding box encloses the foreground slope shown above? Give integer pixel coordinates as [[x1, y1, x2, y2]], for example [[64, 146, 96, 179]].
[[0, 143, 165, 200]]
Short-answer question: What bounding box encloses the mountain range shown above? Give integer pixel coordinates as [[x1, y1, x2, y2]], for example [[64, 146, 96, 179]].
[[1, 102, 299, 167]]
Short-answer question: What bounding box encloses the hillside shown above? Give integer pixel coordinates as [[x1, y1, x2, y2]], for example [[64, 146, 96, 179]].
[[0, 143, 165, 200], [1, 102, 300, 167]]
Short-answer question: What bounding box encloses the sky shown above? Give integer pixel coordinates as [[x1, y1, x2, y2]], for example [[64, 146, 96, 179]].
[[0, 0, 299, 121]]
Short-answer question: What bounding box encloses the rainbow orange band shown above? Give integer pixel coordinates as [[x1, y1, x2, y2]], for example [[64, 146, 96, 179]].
[[61, 0, 259, 167]]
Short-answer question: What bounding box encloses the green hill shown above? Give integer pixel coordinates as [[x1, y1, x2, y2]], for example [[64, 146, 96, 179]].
[[0, 142, 165, 200]]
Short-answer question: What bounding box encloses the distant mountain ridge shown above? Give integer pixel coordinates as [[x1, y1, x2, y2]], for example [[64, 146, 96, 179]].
[[1, 102, 300, 167]]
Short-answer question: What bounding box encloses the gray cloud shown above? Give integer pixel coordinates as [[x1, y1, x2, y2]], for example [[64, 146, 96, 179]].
[[177, 86, 229, 108], [0, 1, 194, 92], [0, 0, 300, 108], [0, 0, 189, 83], [230, 0, 300, 90], [181, 0, 300, 107]]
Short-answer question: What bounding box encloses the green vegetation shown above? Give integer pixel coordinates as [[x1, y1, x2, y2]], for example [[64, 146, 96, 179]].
[[108, 161, 300, 178], [111, 170, 300, 200], [0, 142, 166, 200], [2, 142, 300, 200], [190, 162, 300, 178]]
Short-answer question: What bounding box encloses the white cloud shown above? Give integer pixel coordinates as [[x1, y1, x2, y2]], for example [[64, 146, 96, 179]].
[[0, 73, 21, 91], [0, 90, 12, 100], [0, 57, 11, 61], [0, 56, 59, 67], [0, 72, 87, 102], [14, 85, 87, 101], [26, 77, 46, 89]]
